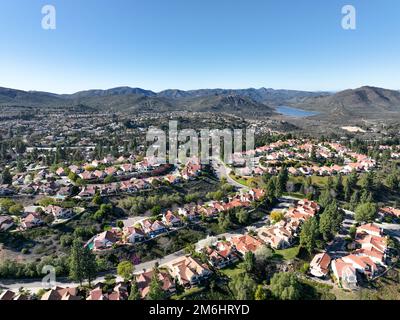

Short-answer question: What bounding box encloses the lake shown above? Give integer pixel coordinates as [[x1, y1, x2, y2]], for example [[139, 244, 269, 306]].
[[275, 106, 319, 117]]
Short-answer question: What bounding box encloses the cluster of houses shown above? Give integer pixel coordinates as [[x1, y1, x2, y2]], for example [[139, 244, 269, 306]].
[[3, 205, 75, 230], [0, 254, 212, 301], [235, 139, 376, 177], [0, 232, 269, 301], [86, 188, 266, 251], [310, 223, 388, 290], [75, 159, 202, 199], [2, 154, 202, 199], [20, 205, 75, 229], [57, 155, 160, 181], [257, 200, 320, 249]]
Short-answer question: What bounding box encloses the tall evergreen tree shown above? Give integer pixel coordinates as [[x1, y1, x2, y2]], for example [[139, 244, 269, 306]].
[[69, 238, 85, 286], [147, 268, 166, 300], [1, 167, 12, 185], [128, 278, 141, 300]]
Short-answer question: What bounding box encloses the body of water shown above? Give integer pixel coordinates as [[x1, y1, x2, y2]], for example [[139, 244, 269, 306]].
[[275, 106, 319, 117]]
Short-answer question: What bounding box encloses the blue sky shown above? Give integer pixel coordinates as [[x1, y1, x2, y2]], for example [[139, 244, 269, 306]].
[[0, 0, 399, 93]]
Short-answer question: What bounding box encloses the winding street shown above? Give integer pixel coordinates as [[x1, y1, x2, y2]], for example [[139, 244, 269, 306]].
[[210, 157, 250, 191]]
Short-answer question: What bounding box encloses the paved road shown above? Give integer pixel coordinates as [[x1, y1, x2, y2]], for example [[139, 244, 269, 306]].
[[211, 157, 250, 190]]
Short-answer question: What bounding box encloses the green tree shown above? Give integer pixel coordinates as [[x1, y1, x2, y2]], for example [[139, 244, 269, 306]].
[[270, 211, 284, 223], [359, 172, 373, 190], [243, 251, 256, 273], [355, 202, 377, 223], [92, 192, 103, 205], [218, 212, 231, 231], [151, 205, 162, 216], [147, 268, 166, 300], [266, 177, 277, 201], [343, 180, 352, 201], [235, 209, 249, 225], [254, 285, 267, 300], [347, 170, 358, 189], [82, 245, 97, 286], [277, 167, 289, 193], [69, 238, 85, 286], [300, 217, 319, 254], [385, 174, 398, 190], [230, 273, 256, 300], [270, 272, 302, 300], [104, 175, 115, 184], [117, 260, 134, 282], [318, 189, 333, 209], [1, 168, 12, 185], [69, 238, 97, 286], [350, 190, 360, 210], [319, 201, 343, 242], [335, 174, 344, 196], [8, 203, 24, 215], [128, 278, 141, 300]]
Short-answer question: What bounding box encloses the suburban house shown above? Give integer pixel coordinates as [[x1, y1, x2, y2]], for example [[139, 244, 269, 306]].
[[21, 212, 43, 229], [379, 207, 400, 219], [136, 269, 176, 299], [205, 241, 240, 269], [123, 226, 146, 244], [0, 215, 14, 232], [56, 167, 67, 176], [86, 288, 108, 300], [41, 287, 81, 301], [356, 223, 383, 237], [178, 204, 198, 221], [88, 230, 119, 251], [140, 219, 168, 238], [165, 256, 212, 287], [44, 205, 73, 219], [230, 234, 264, 255], [341, 254, 378, 279], [257, 225, 292, 249], [0, 290, 16, 300], [162, 210, 183, 227], [310, 252, 331, 278], [331, 258, 358, 290], [150, 220, 168, 237]]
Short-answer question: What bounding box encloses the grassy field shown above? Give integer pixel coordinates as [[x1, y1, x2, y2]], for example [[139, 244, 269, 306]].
[[274, 245, 300, 261], [229, 173, 263, 188], [219, 262, 245, 278]]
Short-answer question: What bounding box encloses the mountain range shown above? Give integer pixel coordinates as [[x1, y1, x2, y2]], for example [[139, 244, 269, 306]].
[[1, 85, 400, 119]]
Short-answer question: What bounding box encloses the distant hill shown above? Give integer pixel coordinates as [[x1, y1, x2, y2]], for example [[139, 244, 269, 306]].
[[65, 86, 157, 99], [289, 86, 400, 117], [1, 85, 400, 118], [0, 87, 65, 107], [173, 94, 275, 115]]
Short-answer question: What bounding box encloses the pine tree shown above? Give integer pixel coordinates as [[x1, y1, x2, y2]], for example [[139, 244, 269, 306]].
[[82, 246, 97, 287], [278, 167, 289, 193], [1, 167, 12, 185], [69, 238, 85, 286], [69, 238, 97, 287], [147, 268, 166, 300], [128, 278, 141, 300], [300, 217, 319, 254]]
